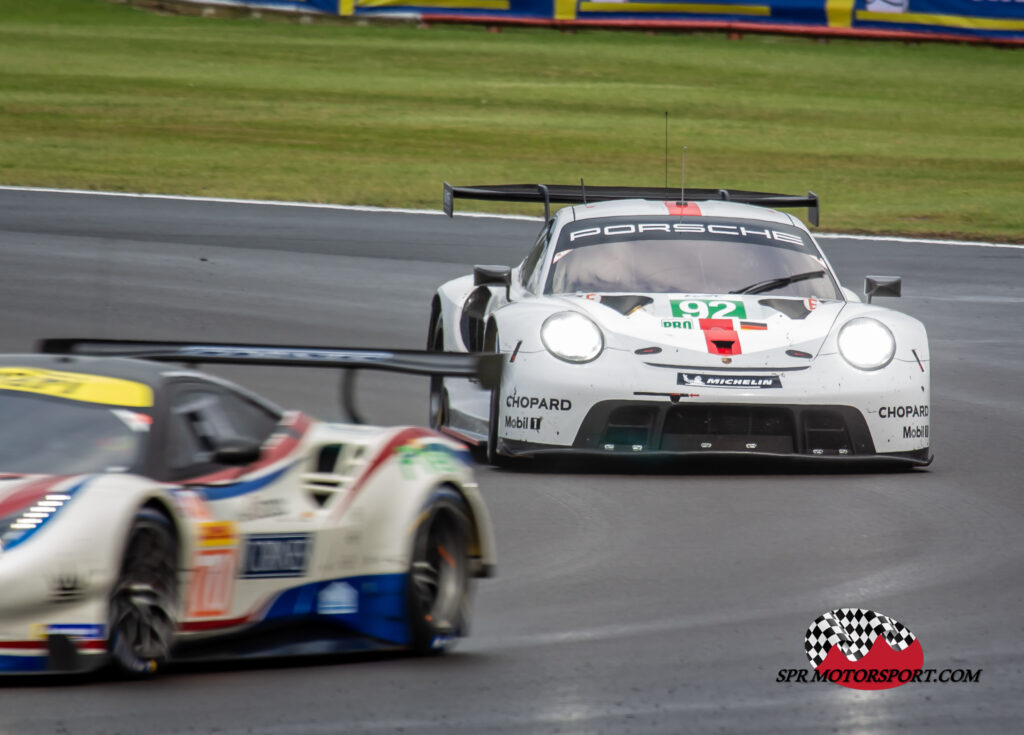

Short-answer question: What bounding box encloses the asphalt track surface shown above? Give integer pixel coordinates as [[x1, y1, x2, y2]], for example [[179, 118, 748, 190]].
[[1, 188, 1022, 734]]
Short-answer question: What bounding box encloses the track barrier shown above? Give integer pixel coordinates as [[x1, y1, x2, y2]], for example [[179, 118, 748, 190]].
[[218, 0, 1024, 44]]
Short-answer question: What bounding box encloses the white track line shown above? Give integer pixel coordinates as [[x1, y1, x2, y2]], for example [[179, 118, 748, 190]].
[[814, 232, 1024, 250], [0, 184, 540, 222], [2, 184, 1021, 248]]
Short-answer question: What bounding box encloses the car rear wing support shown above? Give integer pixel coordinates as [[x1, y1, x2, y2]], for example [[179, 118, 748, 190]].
[[38, 339, 502, 426], [443, 182, 819, 226]]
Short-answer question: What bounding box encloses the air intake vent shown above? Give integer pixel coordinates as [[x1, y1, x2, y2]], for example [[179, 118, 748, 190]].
[[310, 490, 334, 508], [600, 406, 656, 448], [300, 442, 371, 508], [317, 444, 343, 473]]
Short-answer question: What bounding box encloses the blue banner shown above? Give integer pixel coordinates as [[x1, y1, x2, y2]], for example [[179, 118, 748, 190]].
[[220, 0, 1024, 42]]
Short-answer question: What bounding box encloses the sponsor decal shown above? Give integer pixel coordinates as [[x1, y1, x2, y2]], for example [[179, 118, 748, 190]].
[[0, 367, 153, 407], [506, 390, 572, 411], [35, 623, 105, 640], [903, 425, 929, 439], [804, 297, 819, 312], [240, 498, 288, 522], [878, 405, 929, 419], [662, 319, 696, 330], [670, 299, 747, 320], [505, 415, 543, 432], [567, 222, 804, 246], [240, 534, 312, 579], [317, 581, 358, 615], [395, 442, 459, 480], [189, 548, 237, 618], [776, 607, 981, 689], [198, 521, 238, 548], [190, 521, 239, 617], [678, 373, 781, 389]]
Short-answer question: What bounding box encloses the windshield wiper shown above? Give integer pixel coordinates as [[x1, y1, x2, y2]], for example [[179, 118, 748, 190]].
[[730, 270, 827, 295]]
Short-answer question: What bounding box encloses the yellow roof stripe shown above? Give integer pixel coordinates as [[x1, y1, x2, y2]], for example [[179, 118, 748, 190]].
[[0, 367, 154, 408]]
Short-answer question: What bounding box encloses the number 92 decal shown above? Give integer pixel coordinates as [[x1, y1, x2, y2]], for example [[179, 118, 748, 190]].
[[670, 299, 747, 319]]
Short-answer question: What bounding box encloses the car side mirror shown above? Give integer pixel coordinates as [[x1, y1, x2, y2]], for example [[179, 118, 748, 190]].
[[213, 436, 263, 466], [474, 264, 512, 299], [864, 275, 902, 304]]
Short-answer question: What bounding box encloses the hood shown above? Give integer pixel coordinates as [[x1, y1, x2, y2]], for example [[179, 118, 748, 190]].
[[564, 293, 847, 369]]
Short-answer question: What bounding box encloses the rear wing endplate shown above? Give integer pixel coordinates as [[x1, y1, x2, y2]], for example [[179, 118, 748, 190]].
[[443, 182, 819, 226], [39, 338, 502, 425]]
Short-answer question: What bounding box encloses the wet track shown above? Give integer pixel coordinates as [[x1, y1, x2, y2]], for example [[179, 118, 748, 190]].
[[1, 188, 1022, 733]]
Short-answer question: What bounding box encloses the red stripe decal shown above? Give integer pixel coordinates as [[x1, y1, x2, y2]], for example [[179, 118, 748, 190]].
[[331, 427, 439, 521], [699, 318, 742, 355], [0, 641, 47, 650], [665, 202, 701, 216], [0, 639, 106, 651]]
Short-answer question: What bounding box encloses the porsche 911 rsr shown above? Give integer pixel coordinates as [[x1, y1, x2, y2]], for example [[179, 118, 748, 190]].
[[429, 183, 930, 467], [0, 340, 500, 675]]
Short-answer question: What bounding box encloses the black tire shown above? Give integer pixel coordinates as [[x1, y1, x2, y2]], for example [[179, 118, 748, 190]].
[[108, 508, 178, 677], [427, 316, 447, 430], [407, 488, 472, 655]]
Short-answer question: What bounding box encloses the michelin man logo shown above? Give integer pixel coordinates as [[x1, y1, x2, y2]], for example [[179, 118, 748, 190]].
[[318, 581, 358, 615]]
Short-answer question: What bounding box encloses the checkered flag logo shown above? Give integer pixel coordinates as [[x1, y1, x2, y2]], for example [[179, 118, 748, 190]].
[[805, 608, 917, 669]]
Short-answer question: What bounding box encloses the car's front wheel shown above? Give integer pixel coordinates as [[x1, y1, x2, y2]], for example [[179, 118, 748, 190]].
[[108, 508, 178, 677], [407, 488, 471, 654]]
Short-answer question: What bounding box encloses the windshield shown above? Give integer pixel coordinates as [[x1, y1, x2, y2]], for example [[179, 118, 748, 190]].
[[546, 217, 842, 300], [0, 392, 147, 475]]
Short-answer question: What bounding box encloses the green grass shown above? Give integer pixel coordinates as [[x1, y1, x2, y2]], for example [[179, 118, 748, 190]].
[[1, 0, 1022, 239]]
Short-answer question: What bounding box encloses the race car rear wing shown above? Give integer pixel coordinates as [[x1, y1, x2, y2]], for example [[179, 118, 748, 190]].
[[39, 338, 501, 425], [443, 182, 819, 226]]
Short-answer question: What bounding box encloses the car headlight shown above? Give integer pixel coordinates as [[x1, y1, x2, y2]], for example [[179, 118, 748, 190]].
[[837, 317, 895, 370], [541, 311, 604, 364]]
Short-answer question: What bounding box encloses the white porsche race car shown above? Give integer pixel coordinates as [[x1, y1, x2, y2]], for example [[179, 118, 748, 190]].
[[0, 339, 500, 676], [429, 183, 930, 467]]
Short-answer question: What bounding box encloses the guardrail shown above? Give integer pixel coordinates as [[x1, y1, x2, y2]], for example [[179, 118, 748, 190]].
[[201, 0, 1024, 44]]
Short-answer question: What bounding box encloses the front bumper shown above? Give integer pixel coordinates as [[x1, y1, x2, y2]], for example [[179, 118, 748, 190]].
[[493, 348, 931, 464], [500, 399, 931, 466]]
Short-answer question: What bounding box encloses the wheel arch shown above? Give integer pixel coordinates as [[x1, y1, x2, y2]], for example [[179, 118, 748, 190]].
[[415, 481, 496, 580], [137, 497, 184, 564], [442, 480, 495, 578]]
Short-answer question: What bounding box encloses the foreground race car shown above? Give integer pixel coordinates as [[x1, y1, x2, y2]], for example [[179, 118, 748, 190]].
[[430, 183, 930, 466], [0, 339, 500, 675]]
